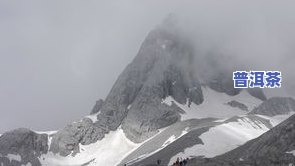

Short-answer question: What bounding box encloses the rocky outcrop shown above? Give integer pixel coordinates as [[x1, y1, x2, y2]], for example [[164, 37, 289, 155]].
[[50, 118, 105, 156], [250, 97, 295, 116], [90, 99, 104, 115], [0, 128, 48, 166], [226, 100, 249, 111], [207, 72, 241, 96], [247, 88, 267, 101], [207, 71, 267, 101]]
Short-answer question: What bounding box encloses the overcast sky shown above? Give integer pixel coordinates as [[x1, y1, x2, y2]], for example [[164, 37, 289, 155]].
[[0, 0, 295, 133]]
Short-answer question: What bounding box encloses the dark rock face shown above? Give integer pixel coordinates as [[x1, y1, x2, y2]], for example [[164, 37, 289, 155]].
[[90, 99, 104, 115], [121, 25, 204, 142], [207, 73, 267, 101], [208, 72, 241, 96], [0, 128, 48, 166], [161, 64, 203, 106], [247, 88, 267, 101], [226, 100, 249, 111], [250, 97, 295, 116]]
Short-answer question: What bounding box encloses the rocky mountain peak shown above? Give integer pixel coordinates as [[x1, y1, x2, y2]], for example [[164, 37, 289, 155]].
[[0, 17, 268, 159]]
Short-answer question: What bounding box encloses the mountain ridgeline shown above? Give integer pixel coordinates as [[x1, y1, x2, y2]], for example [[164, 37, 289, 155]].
[[50, 20, 205, 156]]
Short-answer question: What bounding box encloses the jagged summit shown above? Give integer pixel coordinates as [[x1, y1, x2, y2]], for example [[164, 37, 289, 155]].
[[90, 99, 104, 115], [101, 19, 204, 142], [49, 19, 204, 156]]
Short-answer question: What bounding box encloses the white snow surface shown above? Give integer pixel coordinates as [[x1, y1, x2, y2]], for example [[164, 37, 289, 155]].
[[47, 135, 53, 152], [39, 128, 140, 166], [34, 130, 57, 135], [127, 105, 132, 109], [169, 116, 269, 165], [287, 150, 295, 157], [256, 112, 295, 127], [85, 112, 100, 123], [161, 128, 188, 148], [6, 154, 22, 162], [125, 127, 189, 165], [163, 87, 262, 120]]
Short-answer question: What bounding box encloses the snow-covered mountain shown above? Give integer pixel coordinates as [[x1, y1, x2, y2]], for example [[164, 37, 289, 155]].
[[1, 17, 294, 166], [119, 95, 295, 166]]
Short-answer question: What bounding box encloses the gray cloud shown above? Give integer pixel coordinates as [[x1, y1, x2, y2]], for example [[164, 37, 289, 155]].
[[0, 0, 294, 133]]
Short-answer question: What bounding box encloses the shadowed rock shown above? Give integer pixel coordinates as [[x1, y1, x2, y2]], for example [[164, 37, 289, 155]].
[[249, 97, 295, 116], [226, 100, 249, 111], [90, 99, 104, 115], [0, 128, 48, 166]]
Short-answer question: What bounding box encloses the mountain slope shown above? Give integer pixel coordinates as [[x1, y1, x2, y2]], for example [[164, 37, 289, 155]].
[[123, 97, 295, 166], [188, 113, 295, 166], [0, 128, 49, 166]]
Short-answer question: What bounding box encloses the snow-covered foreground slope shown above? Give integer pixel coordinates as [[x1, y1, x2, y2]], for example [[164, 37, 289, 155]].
[[168, 112, 295, 165], [188, 113, 295, 166], [168, 115, 270, 165], [39, 128, 139, 166], [120, 119, 218, 166], [123, 128, 189, 165], [163, 87, 262, 120]]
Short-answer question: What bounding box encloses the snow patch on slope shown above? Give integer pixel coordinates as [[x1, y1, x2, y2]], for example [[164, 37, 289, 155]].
[[6, 154, 22, 162], [162, 128, 188, 148], [169, 116, 269, 165], [34, 130, 57, 135], [125, 127, 189, 165], [127, 105, 132, 109], [39, 128, 139, 166], [85, 112, 100, 123], [163, 87, 262, 120], [286, 150, 295, 157], [256, 112, 295, 127]]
